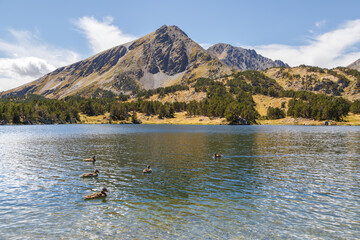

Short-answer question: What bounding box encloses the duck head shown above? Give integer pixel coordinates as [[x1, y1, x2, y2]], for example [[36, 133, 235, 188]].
[[94, 169, 100, 173], [101, 187, 108, 193]]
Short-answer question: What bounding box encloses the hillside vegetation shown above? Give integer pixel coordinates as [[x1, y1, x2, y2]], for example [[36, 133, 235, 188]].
[[1, 66, 360, 125], [264, 65, 360, 101]]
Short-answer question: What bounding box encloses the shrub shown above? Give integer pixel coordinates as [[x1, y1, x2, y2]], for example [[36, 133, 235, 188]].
[[267, 107, 286, 119]]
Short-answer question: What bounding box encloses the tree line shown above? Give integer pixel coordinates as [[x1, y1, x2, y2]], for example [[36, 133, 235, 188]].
[[0, 80, 259, 125], [1, 70, 360, 125]]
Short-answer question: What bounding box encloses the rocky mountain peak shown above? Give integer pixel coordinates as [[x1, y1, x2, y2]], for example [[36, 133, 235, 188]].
[[155, 25, 188, 37], [207, 43, 288, 71], [125, 24, 213, 79]]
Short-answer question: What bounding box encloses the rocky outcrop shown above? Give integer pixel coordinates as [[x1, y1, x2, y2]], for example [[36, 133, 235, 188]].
[[207, 43, 289, 70], [144, 25, 188, 75], [348, 59, 360, 71]]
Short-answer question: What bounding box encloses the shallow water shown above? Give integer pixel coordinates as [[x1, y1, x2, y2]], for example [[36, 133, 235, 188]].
[[0, 124, 359, 239]]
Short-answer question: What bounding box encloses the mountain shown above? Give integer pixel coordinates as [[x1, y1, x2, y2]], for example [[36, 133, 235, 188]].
[[2, 25, 230, 99], [207, 43, 288, 70], [348, 59, 360, 71]]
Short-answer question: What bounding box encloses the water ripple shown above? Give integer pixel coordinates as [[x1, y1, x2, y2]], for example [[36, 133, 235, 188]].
[[0, 125, 359, 239]]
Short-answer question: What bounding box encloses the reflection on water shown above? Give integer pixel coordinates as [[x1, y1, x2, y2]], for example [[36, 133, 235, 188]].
[[0, 125, 359, 239]]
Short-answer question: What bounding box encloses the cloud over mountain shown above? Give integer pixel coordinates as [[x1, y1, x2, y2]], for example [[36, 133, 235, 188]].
[[75, 16, 137, 53], [0, 15, 137, 92], [0, 29, 79, 91], [249, 19, 360, 68]]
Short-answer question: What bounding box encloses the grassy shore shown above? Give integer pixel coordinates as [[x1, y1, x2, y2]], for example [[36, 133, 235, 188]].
[[257, 113, 360, 126], [79, 112, 227, 125], [79, 112, 360, 126], [137, 112, 227, 125]]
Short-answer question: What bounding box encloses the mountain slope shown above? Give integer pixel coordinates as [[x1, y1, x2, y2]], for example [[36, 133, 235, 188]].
[[207, 43, 288, 70], [2, 25, 230, 99], [264, 66, 360, 101], [348, 59, 360, 71]]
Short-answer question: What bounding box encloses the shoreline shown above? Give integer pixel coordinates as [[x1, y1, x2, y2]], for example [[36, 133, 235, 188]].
[[79, 112, 360, 126], [2, 112, 360, 126]]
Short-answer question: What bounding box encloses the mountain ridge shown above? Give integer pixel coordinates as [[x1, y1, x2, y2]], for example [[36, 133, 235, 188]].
[[207, 43, 288, 70], [2, 25, 232, 98], [1, 25, 290, 99]]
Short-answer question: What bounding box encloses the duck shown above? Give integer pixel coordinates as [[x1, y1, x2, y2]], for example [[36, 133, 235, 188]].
[[84, 187, 108, 200], [143, 165, 152, 173], [83, 155, 96, 162], [80, 169, 99, 178], [214, 153, 223, 158]]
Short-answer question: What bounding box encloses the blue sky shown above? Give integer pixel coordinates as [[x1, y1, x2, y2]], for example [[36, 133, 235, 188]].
[[1, 0, 360, 91]]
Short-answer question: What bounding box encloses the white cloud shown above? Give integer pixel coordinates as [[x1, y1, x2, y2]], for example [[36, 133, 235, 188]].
[[0, 16, 137, 92], [245, 19, 360, 68], [0, 29, 79, 67], [0, 57, 54, 91], [0, 29, 80, 92], [75, 16, 137, 53], [9, 57, 54, 78]]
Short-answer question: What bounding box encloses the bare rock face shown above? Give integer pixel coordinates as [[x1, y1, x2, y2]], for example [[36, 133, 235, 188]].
[[135, 25, 189, 76], [68, 45, 128, 78], [207, 43, 289, 70], [122, 25, 227, 90], [348, 59, 360, 71]]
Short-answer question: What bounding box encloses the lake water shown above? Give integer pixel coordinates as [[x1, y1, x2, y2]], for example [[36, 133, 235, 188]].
[[0, 124, 359, 239]]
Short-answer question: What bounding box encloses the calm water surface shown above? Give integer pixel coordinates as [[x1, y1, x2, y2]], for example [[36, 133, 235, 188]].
[[0, 124, 359, 239]]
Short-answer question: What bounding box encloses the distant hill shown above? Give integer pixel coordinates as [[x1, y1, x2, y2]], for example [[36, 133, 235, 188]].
[[264, 65, 360, 101], [348, 58, 360, 71], [207, 43, 288, 70]]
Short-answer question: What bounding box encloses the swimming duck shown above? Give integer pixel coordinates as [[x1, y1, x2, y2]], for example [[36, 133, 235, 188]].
[[143, 165, 152, 173], [83, 156, 96, 162], [80, 169, 99, 178], [214, 153, 223, 158], [84, 187, 108, 200]]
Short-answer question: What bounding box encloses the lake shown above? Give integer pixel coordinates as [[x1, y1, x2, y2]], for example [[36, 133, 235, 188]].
[[0, 124, 359, 239]]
